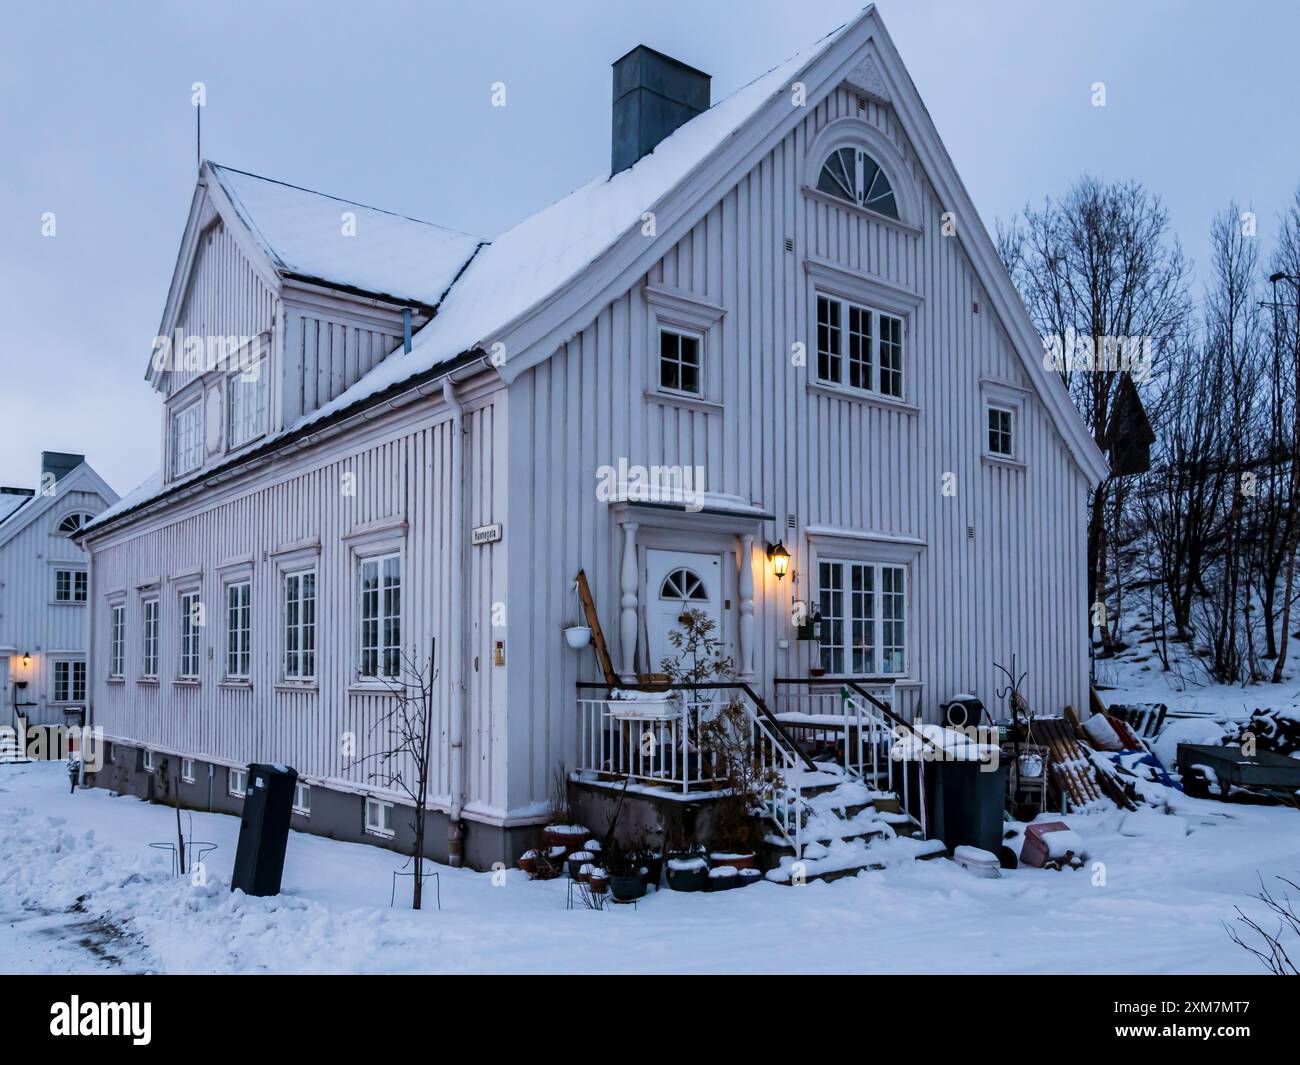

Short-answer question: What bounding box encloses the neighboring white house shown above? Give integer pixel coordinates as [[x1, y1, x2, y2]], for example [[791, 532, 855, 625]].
[[1, 453, 118, 735], [78, 7, 1107, 870]]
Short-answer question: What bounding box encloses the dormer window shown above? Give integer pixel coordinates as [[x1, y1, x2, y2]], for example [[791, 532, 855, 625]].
[[171, 400, 202, 478], [228, 357, 267, 449], [816, 147, 899, 219]]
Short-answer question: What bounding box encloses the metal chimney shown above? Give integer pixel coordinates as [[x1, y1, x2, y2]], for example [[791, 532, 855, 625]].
[[40, 451, 84, 489], [611, 45, 710, 175]]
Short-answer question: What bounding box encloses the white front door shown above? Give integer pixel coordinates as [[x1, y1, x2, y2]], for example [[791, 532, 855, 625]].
[[644, 549, 724, 676]]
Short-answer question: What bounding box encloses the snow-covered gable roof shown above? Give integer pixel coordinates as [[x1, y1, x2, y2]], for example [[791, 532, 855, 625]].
[[207, 163, 486, 309], [0, 462, 118, 550], [0, 491, 32, 527]]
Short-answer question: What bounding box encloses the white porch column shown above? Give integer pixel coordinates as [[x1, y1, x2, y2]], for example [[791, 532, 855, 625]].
[[619, 521, 639, 683], [738, 534, 756, 678]]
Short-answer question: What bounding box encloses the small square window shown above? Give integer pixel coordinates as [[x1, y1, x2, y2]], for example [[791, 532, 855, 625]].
[[658, 328, 702, 396], [181, 757, 195, 783], [988, 405, 1014, 457], [293, 781, 311, 817], [229, 767, 247, 798], [365, 797, 394, 837]]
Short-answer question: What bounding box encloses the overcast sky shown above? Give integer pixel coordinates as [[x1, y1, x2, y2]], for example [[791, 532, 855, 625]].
[[2, 0, 1296, 495]]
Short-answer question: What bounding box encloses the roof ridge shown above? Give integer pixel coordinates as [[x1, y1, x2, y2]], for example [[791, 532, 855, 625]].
[[207, 161, 484, 240]]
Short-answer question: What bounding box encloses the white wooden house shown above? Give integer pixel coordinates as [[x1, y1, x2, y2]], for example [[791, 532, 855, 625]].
[[79, 7, 1106, 870], [1, 453, 118, 739]]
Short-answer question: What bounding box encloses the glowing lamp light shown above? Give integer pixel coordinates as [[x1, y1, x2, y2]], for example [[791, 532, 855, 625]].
[[766, 541, 790, 580], [21, 651, 31, 668]]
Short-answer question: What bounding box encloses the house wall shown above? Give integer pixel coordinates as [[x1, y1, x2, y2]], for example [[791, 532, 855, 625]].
[[0, 487, 112, 727], [503, 83, 1091, 813], [85, 378, 512, 839]]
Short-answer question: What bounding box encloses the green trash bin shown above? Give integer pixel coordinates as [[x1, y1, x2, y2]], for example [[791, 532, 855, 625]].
[[927, 757, 1007, 855]]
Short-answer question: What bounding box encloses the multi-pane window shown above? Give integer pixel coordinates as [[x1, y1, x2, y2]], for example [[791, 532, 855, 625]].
[[53, 660, 86, 702], [182, 757, 195, 783], [818, 560, 907, 675], [815, 294, 904, 399], [365, 798, 394, 837], [57, 512, 92, 535], [142, 598, 159, 677], [988, 404, 1014, 457], [229, 767, 247, 798], [658, 328, 702, 396], [228, 359, 268, 448], [54, 568, 87, 603], [179, 590, 201, 679], [171, 400, 202, 477], [359, 554, 401, 678], [226, 581, 251, 679], [816, 147, 900, 219], [283, 569, 317, 680], [109, 604, 125, 678]]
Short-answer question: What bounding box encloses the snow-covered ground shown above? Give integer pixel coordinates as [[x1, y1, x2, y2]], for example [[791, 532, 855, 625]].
[[1, 761, 1296, 974]]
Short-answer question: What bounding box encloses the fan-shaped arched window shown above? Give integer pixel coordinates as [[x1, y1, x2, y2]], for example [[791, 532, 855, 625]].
[[816, 147, 898, 219], [659, 568, 709, 602], [57, 512, 93, 535]]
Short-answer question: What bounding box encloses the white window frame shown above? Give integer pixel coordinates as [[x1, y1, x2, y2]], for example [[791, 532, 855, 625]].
[[51, 658, 87, 703], [293, 781, 311, 817], [357, 551, 402, 681], [644, 283, 725, 407], [228, 767, 247, 799], [53, 567, 88, 604], [980, 379, 1028, 466], [816, 558, 908, 677], [181, 757, 195, 784], [170, 399, 203, 478], [365, 797, 395, 837], [141, 596, 160, 679], [987, 403, 1015, 458], [142, 749, 156, 773], [178, 588, 202, 680], [225, 579, 252, 680], [108, 602, 126, 679], [657, 326, 704, 398], [56, 511, 93, 535], [814, 291, 905, 399], [282, 567, 318, 682], [227, 356, 268, 450]]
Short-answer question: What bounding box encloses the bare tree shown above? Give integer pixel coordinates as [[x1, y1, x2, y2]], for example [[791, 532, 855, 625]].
[[1226, 874, 1300, 975], [350, 640, 439, 909], [999, 177, 1190, 654], [1270, 189, 1300, 682]]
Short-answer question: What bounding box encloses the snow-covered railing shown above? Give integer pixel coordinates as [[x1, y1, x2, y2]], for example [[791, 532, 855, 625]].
[[772, 678, 897, 780]]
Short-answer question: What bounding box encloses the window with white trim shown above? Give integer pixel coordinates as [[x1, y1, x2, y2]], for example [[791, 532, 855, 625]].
[[815, 293, 904, 398], [171, 400, 202, 477], [226, 580, 251, 679], [179, 590, 202, 679], [228, 767, 247, 798], [658, 327, 702, 397], [817, 560, 907, 676], [365, 797, 394, 837], [57, 512, 93, 535], [228, 358, 268, 448], [283, 569, 317, 680], [54, 568, 88, 603], [109, 603, 125, 678], [359, 554, 401, 679], [293, 781, 311, 817], [987, 404, 1014, 458], [52, 659, 86, 702], [142, 749, 156, 773], [142, 597, 159, 678], [182, 757, 195, 783]]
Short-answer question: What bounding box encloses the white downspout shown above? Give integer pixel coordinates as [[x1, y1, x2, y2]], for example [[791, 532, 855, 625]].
[[443, 377, 468, 866]]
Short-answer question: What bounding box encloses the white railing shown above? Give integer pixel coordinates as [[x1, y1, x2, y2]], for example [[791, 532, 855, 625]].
[[773, 680, 896, 781], [576, 684, 808, 856]]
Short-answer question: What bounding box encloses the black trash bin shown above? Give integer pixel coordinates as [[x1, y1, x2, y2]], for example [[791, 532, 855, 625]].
[[231, 763, 298, 896], [927, 757, 1008, 855]]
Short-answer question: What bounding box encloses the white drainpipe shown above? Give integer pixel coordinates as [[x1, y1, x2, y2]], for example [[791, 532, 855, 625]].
[[443, 377, 468, 866]]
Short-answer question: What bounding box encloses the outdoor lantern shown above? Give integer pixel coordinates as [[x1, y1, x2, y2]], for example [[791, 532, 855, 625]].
[[766, 541, 790, 580], [21, 651, 30, 668]]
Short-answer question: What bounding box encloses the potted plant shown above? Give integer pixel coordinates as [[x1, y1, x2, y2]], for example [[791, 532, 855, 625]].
[[588, 868, 609, 895], [699, 699, 774, 874], [566, 849, 594, 879], [533, 846, 566, 881], [518, 849, 539, 876], [706, 865, 740, 892], [603, 840, 647, 903], [737, 867, 762, 888], [665, 853, 709, 892], [564, 624, 592, 649]]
